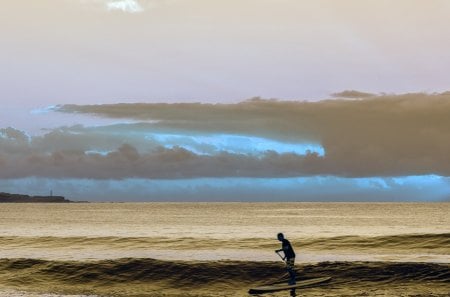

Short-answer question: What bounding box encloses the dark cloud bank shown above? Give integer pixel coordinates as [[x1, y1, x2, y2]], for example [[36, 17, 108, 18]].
[[50, 92, 450, 178], [1, 92, 450, 180]]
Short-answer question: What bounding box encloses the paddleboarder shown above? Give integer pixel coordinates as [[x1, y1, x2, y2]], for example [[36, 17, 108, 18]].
[[275, 233, 296, 285]]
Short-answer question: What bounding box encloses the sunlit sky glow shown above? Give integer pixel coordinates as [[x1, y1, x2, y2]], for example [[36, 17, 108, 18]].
[[106, 0, 143, 13], [1, 1, 450, 201]]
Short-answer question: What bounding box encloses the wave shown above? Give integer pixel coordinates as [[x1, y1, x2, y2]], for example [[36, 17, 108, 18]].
[[299, 233, 450, 250], [0, 258, 448, 287], [1, 233, 449, 251]]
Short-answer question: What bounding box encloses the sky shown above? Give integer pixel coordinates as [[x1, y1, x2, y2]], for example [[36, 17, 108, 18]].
[[1, 0, 450, 201]]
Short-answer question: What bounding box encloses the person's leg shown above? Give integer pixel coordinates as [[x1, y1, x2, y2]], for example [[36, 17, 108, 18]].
[[286, 258, 296, 285]]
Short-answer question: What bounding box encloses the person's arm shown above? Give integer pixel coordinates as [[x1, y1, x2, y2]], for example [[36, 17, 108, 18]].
[[275, 248, 286, 260], [276, 241, 288, 253]]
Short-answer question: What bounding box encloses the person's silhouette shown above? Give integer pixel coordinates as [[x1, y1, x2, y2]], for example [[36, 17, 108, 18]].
[[275, 233, 296, 285]]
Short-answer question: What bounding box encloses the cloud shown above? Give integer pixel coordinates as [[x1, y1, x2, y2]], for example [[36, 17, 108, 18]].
[[75, 0, 146, 13], [0, 143, 323, 179], [106, 0, 143, 13], [55, 92, 450, 177], [0, 125, 325, 179], [3, 92, 450, 201], [2, 92, 450, 181], [331, 90, 375, 98]]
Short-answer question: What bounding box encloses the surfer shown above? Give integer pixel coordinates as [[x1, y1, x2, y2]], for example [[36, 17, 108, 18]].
[[275, 233, 296, 285]]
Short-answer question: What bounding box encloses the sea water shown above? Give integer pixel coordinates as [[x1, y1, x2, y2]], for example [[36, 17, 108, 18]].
[[0, 202, 449, 296]]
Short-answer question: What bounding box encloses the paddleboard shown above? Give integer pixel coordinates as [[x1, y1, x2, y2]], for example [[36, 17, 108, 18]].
[[248, 276, 331, 294]]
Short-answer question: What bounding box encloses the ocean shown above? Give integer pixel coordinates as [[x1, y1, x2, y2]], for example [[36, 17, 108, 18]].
[[0, 202, 448, 296]]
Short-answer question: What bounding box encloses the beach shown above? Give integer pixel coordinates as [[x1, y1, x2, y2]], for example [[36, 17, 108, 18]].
[[0, 202, 448, 296]]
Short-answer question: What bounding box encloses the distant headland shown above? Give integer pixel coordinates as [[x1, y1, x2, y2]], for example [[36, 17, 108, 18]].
[[0, 192, 75, 203]]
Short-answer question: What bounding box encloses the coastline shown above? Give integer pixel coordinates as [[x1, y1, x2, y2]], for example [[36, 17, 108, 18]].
[[0, 192, 86, 203]]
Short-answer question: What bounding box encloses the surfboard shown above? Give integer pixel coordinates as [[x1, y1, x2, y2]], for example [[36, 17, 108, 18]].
[[248, 276, 331, 294]]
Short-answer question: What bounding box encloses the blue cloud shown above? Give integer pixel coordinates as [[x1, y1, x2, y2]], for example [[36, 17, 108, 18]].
[[150, 133, 325, 156]]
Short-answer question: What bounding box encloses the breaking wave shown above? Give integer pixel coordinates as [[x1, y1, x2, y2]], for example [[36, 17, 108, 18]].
[[0, 258, 448, 286], [0, 233, 448, 251]]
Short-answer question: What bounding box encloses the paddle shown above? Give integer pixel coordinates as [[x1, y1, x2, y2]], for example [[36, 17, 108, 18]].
[[275, 250, 285, 261], [270, 250, 290, 284]]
